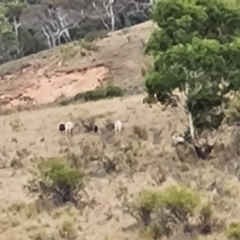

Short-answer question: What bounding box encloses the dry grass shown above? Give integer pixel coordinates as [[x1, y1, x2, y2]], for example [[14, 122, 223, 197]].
[[0, 93, 237, 240]]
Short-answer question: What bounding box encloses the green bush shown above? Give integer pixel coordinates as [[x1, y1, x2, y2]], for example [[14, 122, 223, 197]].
[[84, 30, 108, 42], [138, 189, 160, 212], [80, 40, 99, 51], [135, 185, 224, 239], [57, 85, 124, 106], [227, 223, 240, 240], [38, 158, 84, 205], [83, 88, 106, 101], [105, 85, 124, 97], [157, 186, 200, 220], [83, 85, 124, 101], [137, 186, 200, 222], [43, 160, 84, 189]]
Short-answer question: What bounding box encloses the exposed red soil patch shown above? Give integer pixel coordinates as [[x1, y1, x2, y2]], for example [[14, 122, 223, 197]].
[[0, 65, 109, 109]]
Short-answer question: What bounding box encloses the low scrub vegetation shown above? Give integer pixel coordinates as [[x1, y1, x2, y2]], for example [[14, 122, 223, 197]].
[[84, 30, 108, 42], [58, 85, 124, 105], [132, 185, 221, 239], [30, 158, 85, 207], [82, 85, 124, 101], [227, 223, 240, 240], [80, 40, 99, 52]]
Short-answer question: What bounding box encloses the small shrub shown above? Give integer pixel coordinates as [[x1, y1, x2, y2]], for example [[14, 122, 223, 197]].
[[32, 230, 47, 240], [141, 222, 165, 240], [158, 186, 200, 221], [9, 117, 23, 131], [199, 204, 213, 223], [197, 204, 217, 234], [227, 223, 240, 240], [10, 158, 23, 169], [84, 30, 108, 42], [105, 85, 124, 97], [83, 85, 124, 101], [136, 186, 200, 238], [8, 203, 25, 214], [60, 42, 81, 61], [0, 109, 14, 116], [73, 92, 85, 102], [142, 96, 158, 105], [55, 94, 73, 106], [38, 158, 84, 206], [133, 125, 148, 140], [57, 85, 124, 105], [141, 67, 147, 77], [138, 186, 199, 222], [59, 220, 77, 239], [84, 88, 106, 101], [81, 40, 99, 51], [41, 159, 84, 189], [179, 163, 189, 172], [137, 190, 160, 225]]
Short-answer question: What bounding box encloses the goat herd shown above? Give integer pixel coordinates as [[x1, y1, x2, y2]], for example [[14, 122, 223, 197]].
[[58, 120, 123, 137], [57, 119, 187, 149]]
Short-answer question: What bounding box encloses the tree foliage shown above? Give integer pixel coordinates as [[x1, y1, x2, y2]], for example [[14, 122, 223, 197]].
[[145, 0, 240, 137]]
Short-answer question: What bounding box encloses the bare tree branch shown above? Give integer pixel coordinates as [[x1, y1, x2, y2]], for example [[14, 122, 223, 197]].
[[20, 4, 84, 48]]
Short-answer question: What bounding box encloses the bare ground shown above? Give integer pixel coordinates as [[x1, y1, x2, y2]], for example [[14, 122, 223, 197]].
[[0, 21, 238, 240]]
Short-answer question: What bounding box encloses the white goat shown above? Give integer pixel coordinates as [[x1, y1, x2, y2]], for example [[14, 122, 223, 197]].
[[114, 120, 122, 134], [58, 121, 74, 137], [65, 121, 74, 137], [172, 133, 185, 145]]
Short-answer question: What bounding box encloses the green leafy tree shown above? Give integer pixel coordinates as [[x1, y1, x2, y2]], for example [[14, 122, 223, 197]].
[[4, 0, 33, 56], [145, 0, 240, 158], [0, 2, 19, 63]]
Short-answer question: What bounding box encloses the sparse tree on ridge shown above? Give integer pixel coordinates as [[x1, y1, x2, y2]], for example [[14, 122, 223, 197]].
[[144, 0, 240, 159]]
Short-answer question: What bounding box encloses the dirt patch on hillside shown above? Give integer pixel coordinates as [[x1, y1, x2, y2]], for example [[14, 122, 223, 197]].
[[0, 21, 156, 112], [0, 65, 109, 109]]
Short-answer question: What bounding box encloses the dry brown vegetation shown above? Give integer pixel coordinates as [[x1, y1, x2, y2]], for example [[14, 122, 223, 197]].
[[0, 21, 239, 240], [0, 94, 239, 240]]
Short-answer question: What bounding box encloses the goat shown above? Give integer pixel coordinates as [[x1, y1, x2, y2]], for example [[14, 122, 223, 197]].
[[93, 124, 98, 133], [65, 121, 74, 137], [58, 122, 66, 133], [58, 121, 74, 137], [114, 120, 122, 133], [172, 133, 185, 145]]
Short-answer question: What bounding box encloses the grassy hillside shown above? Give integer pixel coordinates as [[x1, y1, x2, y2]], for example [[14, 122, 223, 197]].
[[0, 21, 156, 113], [0, 21, 239, 240]]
